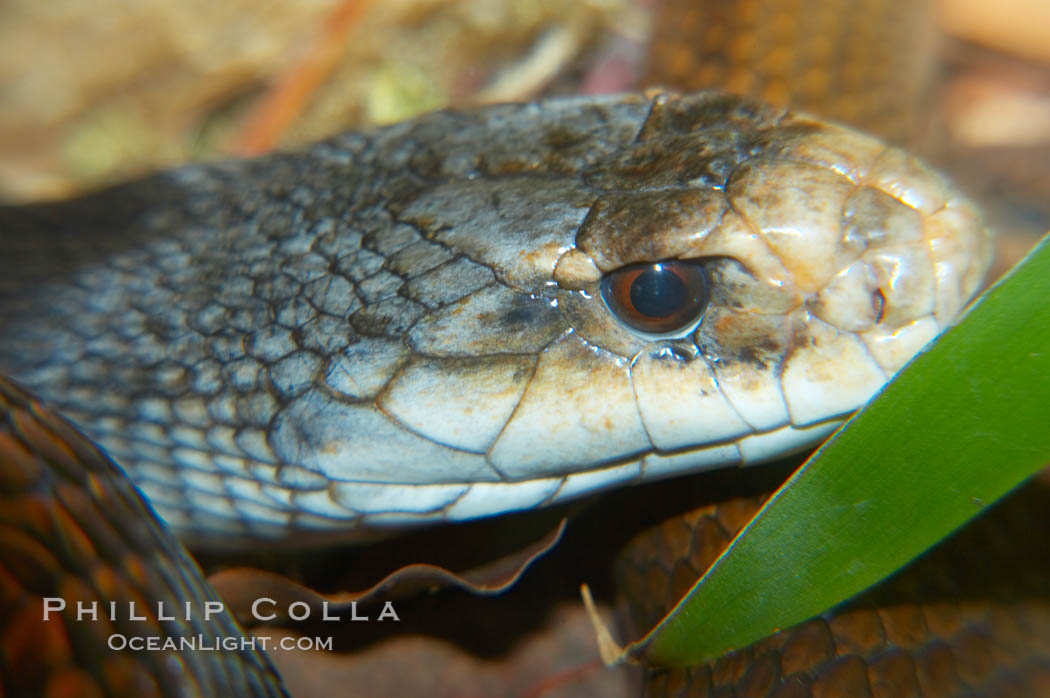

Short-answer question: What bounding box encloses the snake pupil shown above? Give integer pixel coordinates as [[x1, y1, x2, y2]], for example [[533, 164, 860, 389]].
[[630, 266, 686, 318]]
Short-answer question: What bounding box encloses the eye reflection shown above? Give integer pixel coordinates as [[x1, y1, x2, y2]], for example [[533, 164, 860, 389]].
[[600, 260, 710, 337]]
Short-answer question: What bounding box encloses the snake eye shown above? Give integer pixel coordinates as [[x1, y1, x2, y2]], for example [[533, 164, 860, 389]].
[[600, 260, 710, 337]]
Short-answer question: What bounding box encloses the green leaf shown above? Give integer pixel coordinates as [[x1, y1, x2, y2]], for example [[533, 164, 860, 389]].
[[636, 232, 1050, 667]]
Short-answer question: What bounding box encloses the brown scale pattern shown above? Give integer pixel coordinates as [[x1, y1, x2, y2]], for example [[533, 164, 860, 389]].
[[645, 0, 935, 145], [0, 377, 287, 697], [615, 474, 1050, 697]]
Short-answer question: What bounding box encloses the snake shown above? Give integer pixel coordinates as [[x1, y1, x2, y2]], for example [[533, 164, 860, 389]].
[[0, 88, 997, 696], [0, 88, 992, 545], [0, 3, 1019, 696]]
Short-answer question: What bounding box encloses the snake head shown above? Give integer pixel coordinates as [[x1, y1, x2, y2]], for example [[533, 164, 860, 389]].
[[0, 92, 992, 541]]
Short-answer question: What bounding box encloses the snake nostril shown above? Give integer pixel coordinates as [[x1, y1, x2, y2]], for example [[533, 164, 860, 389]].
[[872, 289, 887, 324]]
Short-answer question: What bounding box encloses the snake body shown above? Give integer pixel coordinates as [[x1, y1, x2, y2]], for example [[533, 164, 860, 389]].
[[0, 92, 990, 548], [0, 378, 287, 696]]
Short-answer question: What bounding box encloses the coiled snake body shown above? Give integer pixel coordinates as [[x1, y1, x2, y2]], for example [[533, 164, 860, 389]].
[[0, 90, 996, 695]]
